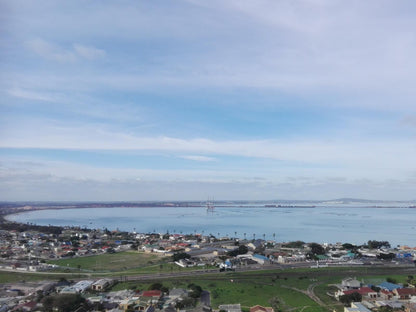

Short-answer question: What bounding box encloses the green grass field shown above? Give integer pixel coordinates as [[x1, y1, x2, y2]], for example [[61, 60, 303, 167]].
[[109, 267, 416, 312], [47, 251, 166, 272], [47, 251, 217, 275], [112, 274, 327, 311], [2, 260, 414, 312]]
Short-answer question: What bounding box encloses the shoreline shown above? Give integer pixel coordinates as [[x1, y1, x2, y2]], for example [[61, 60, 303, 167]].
[[2, 204, 416, 247]]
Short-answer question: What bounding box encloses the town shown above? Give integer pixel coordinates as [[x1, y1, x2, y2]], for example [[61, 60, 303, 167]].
[[1, 218, 416, 312]]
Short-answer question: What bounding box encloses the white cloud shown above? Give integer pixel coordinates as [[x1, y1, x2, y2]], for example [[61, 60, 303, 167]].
[[26, 38, 105, 62], [180, 155, 217, 162], [1, 162, 415, 201], [401, 115, 416, 128], [26, 38, 76, 62], [72, 44, 106, 60], [1, 121, 415, 181], [3, 1, 416, 201], [7, 87, 58, 102], [1, 1, 414, 111]]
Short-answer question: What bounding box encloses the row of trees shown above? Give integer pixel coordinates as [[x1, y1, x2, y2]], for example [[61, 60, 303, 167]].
[[0, 221, 63, 235], [367, 240, 391, 249], [41, 294, 86, 312]]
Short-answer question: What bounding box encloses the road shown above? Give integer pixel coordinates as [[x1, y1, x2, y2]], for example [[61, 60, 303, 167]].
[[1, 262, 415, 283], [114, 263, 416, 283]]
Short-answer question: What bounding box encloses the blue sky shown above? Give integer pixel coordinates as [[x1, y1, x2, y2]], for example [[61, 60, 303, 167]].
[[1, 0, 416, 201]]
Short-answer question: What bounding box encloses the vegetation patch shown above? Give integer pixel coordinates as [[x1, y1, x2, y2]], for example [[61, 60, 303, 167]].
[[0, 272, 87, 283], [47, 251, 164, 272]]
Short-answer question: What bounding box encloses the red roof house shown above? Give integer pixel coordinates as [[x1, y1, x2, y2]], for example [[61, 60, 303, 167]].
[[394, 288, 416, 300], [141, 290, 162, 298], [250, 305, 275, 312]]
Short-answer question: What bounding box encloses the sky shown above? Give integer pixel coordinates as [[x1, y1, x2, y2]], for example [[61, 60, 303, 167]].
[[1, 0, 416, 201]]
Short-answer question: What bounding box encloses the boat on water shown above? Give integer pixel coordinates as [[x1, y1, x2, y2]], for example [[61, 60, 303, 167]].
[[206, 200, 215, 212]]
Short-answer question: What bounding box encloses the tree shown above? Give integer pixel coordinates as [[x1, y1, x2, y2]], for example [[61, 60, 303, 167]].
[[269, 296, 280, 311], [282, 241, 305, 249], [211, 289, 220, 299], [176, 297, 196, 309], [41, 295, 54, 311], [41, 294, 86, 312], [149, 282, 163, 290], [386, 277, 398, 284], [367, 240, 390, 249], [342, 243, 358, 251], [308, 242, 326, 255], [339, 292, 362, 306], [172, 252, 191, 262], [187, 283, 202, 298], [228, 245, 249, 257], [378, 253, 395, 260]]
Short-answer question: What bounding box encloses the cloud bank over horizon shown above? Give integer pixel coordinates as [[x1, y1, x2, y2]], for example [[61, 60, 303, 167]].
[[1, 0, 416, 201]]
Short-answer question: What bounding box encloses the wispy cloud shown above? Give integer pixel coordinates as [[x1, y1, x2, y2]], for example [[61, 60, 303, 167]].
[[1, 161, 415, 201], [2, 0, 416, 200], [7, 87, 59, 102], [401, 115, 416, 128], [72, 44, 106, 60], [1, 121, 415, 180], [180, 155, 217, 162], [26, 38, 76, 62], [26, 38, 105, 62]]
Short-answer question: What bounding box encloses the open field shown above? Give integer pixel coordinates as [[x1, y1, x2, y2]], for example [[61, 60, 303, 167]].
[[47, 251, 166, 272], [110, 266, 416, 312], [111, 276, 323, 312], [47, 251, 217, 275], [2, 264, 415, 312]]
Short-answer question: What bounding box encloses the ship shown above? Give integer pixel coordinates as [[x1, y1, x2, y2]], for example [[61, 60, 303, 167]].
[[206, 199, 215, 213]]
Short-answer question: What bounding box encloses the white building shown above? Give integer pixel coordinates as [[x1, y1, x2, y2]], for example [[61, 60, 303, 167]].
[[344, 302, 371, 312]]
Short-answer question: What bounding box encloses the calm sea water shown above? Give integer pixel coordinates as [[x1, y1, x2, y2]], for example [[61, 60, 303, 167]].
[[6, 205, 416, 246]]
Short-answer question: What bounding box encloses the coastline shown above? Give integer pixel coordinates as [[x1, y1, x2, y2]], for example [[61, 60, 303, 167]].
[[2, 202, 416, 247]]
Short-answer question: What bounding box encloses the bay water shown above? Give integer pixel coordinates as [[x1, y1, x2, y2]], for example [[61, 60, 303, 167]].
[[6, 205, 416, 246]]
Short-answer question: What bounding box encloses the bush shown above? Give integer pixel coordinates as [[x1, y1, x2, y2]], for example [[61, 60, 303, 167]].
[[172, 252, 191, 262], [187, 283, 202, 298], [282, 241, 305, 249], [386, 277, 397, 284], [41, 294, 86, 312], [339, 292, 362, 306], [227, 245, 249, 257], [148, 282, 163, 290]]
